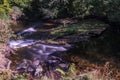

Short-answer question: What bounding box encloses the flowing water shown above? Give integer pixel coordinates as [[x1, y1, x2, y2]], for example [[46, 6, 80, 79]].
[[8, 21, 120, 79], [8, 22, 71, 77]]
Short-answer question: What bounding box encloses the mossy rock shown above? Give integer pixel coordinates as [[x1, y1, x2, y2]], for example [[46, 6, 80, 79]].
[[50, 19, 109, 43]]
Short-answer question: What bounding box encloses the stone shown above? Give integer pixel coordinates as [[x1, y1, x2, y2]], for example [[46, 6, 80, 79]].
[[35, 65, 43, 76], [17, 59, 30, 70], [32, 59, 40, 66]]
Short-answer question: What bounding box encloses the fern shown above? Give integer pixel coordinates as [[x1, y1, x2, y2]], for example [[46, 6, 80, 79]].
[[56, 68, 66, 75]]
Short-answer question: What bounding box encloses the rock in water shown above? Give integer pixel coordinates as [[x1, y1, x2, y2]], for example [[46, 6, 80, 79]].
[[16, 43, 71, 77]]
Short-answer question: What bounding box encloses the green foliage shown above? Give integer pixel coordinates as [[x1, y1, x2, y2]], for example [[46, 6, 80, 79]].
[[0, 0, 117, 23], [89, 0, 107, 16], [0, 0, 11, 19], [106, 0, 120, 23], [68, 63, 76, 74], [0, 0, 120, 23], [23, 0, 69, 19], [68, 0, 93, 18], [10, 0, 32, 10], [68, 0, 120, 23], [56, 68, 66, 75]]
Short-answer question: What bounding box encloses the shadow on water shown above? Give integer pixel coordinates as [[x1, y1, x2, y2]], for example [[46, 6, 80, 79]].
[[69, 26, 120, 68]]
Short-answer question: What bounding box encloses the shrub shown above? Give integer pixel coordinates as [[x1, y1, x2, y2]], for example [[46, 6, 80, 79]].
[[0, 0, 11, 19], [106, 0, 120, 23], [68, 0, 120, 23], [23, 0, 69, 19], [9, 0, 32, 10], [1, 0, 120, 23], [67, 0, 93, 18]]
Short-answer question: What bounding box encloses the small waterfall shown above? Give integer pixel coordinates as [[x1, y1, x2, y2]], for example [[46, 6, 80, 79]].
[[7, 39, 36, 48], [8, 24, 38, 48], [17, 27, 37, 36], [7, 23, 71, 77]]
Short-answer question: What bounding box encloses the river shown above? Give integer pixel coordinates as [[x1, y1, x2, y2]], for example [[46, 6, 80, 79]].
[[7, 19, 120, 79]]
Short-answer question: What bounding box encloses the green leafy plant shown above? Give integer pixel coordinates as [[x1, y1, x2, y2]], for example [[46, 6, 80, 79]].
[[68, 0, 93, 18], [0, 0, 11, 19], [56, 68, 66, 75]]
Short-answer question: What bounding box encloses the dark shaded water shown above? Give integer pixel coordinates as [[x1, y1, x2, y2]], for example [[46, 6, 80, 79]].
[[69, 26, 120, 69]]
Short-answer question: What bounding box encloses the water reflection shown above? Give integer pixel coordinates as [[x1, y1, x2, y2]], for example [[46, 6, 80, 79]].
[[70, 27, 120, 65]]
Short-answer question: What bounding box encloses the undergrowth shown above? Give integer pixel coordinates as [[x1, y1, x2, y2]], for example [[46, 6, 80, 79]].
[[0, 62, 118, 80]]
